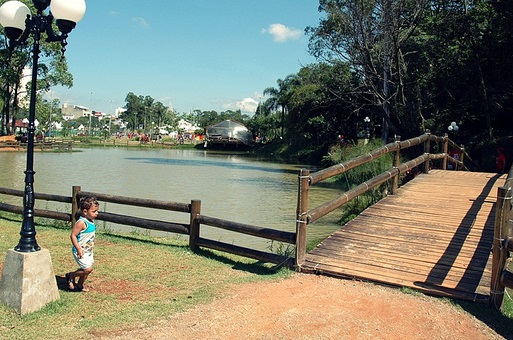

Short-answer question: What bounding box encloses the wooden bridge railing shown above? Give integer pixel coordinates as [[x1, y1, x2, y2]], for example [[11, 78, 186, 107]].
[[295, 131, 469, 265], [0, 186, 295, 267], [490, 162, 513, 311]]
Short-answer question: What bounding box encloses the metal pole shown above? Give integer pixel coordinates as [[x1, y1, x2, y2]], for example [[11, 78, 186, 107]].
[[15, 16, 42, 252]]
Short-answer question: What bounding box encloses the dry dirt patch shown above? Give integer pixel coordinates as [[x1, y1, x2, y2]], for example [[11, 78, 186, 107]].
[[99, 273, 503, 340]]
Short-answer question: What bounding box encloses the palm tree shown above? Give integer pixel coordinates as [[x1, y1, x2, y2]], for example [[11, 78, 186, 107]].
[[263, 75, 296, 139]]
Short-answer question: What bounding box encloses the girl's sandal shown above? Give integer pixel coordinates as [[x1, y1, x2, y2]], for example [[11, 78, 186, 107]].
[[76, 285, 90, 292], [66, 273, 75, 291]]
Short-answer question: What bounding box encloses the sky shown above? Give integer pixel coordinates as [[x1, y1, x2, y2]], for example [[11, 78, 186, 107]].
[[50, 1, 324, 116]]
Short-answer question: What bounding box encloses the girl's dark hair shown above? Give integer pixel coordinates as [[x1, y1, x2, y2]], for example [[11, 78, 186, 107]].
[[79, 196, 99, 211]]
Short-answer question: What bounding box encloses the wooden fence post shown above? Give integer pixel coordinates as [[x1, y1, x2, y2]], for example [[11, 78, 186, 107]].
[[391, 135, 401, 195], [490, 186, 511, 310], [295, 169, 310, 268], [71, 186, 81, 226], [423, 130, 431, 174], [189, 199, 201, 251], [460, 145, 465, 170], [442, 133, 449, 170]]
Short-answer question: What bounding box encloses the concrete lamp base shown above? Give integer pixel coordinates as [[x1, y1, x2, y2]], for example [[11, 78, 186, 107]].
[[0, 248, 60, 315]]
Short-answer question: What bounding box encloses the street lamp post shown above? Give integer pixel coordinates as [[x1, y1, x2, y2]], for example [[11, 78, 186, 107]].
[[363, 116, 371, 144], [0, 0, 86, 252]]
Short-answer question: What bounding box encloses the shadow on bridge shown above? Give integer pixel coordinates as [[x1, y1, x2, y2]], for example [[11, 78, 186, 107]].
[[418, 174, 502, 296], [302, 170, 506, 302]]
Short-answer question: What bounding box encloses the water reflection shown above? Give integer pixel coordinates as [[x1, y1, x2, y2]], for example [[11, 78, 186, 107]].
[[0, 148, 343, 250]]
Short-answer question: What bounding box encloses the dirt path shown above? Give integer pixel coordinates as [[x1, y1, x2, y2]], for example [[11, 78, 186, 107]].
[[98, 273, 504, 339]]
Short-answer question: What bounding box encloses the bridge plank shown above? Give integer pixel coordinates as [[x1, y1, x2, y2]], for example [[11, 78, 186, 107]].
[[303, 170, 506, 302]]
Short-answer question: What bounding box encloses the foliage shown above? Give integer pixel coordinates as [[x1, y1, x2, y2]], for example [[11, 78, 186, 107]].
[[323, 139, 393, 224], [121, 92, 168, 132], [120, 92, 253, 136], [0, 0, 74, 136], [248, 0, 512, 166], [250, 0, 508, 165], [306, 0, 430, 142]]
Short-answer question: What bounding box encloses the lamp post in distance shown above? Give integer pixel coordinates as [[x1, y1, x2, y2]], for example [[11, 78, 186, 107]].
[[447, 121, 459, 132]]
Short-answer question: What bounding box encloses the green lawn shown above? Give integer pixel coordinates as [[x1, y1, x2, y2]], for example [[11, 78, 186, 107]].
[[0, 215, 290, 339]]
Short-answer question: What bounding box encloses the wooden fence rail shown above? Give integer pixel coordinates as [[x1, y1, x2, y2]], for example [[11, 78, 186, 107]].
[[0, 140, 73, 152], [490, 163, 513, 311], [0, 186, 294, 266]]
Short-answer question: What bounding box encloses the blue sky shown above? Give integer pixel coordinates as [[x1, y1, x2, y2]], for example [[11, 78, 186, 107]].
[[52, 1, 323, 116]]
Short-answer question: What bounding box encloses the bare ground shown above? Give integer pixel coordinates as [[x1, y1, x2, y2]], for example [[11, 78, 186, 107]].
[[96, 273, 505, 340]]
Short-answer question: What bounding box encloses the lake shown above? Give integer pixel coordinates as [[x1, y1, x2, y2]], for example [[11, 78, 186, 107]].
[[0, 147, 344, 251]]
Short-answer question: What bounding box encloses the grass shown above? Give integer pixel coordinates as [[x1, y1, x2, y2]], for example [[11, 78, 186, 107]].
[[0, 215, 291, 339]]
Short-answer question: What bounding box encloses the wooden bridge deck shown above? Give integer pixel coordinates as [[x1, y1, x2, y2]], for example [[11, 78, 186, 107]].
[[302, 170, 507, 302]]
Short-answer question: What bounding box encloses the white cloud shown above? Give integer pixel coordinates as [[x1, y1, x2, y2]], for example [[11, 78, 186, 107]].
[[222, 97, 259, 114], [262, 23, 302, 43], [132, 17, 149, 28]]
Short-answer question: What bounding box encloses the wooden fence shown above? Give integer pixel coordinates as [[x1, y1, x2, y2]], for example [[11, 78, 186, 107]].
[[0, 186, 295, 267], [294, 131, 470, 265], [490, 163, 513, 311], [0, 139, 73, 152]]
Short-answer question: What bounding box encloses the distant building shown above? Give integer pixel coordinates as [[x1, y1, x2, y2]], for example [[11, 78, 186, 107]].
[[205, 120, 253, 147], [178, 119, 200, 133], [115, 107, 127, 117], [61, 103, 90, 120]]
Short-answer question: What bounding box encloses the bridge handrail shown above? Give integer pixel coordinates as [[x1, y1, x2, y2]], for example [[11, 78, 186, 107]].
[[308, 154, 429, 223], [490, 162, 513, 310], [295, 132, 469, 266]]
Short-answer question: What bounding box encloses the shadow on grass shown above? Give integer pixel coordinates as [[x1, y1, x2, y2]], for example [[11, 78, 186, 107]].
[[194, 247, 291, 276], [101, 232, 190, 250], [101, 232, 290, 276], [453, 299, 513, 340]]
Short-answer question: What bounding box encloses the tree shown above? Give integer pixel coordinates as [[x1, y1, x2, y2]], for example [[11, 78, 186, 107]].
[[121, 92, 145, 131], [417, 0, 513, 143], [0, 0, 74, 135], [307, 0, 429, 142], [263, 75, 297, 139], [286, 62, 362, 154], [34, 94, 60, 138]]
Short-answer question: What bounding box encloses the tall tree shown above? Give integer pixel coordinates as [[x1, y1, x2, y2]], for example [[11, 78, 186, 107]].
[[418, 0, 513, 142], [122, 92, 144, 131], [263, 75, 297, 139], [307, 0, 429, 142]]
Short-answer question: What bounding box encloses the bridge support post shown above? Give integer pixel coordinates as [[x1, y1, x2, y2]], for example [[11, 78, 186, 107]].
[[459, 145, 465, 170], [391, 135, 401, 195], [295, 169, 310, 268], [490, 186, 511, 311], [442, 134, 449, 170], [423, 130, 431, 174]]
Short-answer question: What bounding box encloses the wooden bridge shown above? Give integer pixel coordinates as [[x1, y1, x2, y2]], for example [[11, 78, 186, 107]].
[[300, 170, 506, 302]]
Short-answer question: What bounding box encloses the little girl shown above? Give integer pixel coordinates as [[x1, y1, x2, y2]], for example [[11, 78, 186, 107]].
[[66, 196, 99, 292]]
